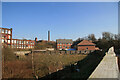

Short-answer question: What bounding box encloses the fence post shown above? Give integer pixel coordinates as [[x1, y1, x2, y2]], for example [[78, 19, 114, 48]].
[[32, 50, 34, 75]]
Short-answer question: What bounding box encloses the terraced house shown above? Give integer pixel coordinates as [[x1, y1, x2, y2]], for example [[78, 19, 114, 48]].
[[56, 39, 73, 50], [0, 27, 35, 49]]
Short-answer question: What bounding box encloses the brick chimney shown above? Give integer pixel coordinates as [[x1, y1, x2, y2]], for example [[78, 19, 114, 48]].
[[48, 31, 50, 42]]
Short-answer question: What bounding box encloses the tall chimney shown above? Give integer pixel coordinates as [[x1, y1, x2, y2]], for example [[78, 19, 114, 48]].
[[48, 31, 50, 42]]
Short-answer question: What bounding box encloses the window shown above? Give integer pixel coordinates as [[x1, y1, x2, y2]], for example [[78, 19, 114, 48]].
[[22, 41, 23, 44], [5, 30, 7, 34], [8, 35, 11, 39], [58, 46, 59, 48], [66, 46, 67, 48], [24, 41, 26, 44], [8, 30, 11, 34], [86, 48, 88, 50], [8, 40, 10, 43], [12, 40, 14, 43], [2, 39, 4, 43], [2, 29, 4, 33], [19, 41, 21, 44], [66, 43, 68, 44], [14, 45, 16, 48], [14, 40, 16, 43]]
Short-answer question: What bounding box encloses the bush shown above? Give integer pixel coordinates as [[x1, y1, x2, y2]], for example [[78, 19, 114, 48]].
[[2, 47, 17, 61]]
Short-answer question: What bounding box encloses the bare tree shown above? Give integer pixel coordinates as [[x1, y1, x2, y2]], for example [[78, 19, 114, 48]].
[[88, 34, 96, 41], [102, 32, 114, 40]]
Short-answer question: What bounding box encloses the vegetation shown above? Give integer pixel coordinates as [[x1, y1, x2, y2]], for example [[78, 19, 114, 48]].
[[2, 47, 33, 78], [2, 47, 87, 79], [2, 47, 17, 61], [33, 53, 87, 78], [40, 50, 105, 80], [35, 42, 56, 50]]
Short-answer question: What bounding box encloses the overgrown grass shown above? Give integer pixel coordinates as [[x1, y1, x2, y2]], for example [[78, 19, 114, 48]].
[[2, 47, 17, 61], [40, 50, 105, 80], [2, 47, 33, 79], [32, 53, 87, 77], [2, 48, 105, 79]]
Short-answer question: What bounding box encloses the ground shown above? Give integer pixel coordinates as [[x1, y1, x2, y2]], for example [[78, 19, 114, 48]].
[[2, 48, 105, 79]]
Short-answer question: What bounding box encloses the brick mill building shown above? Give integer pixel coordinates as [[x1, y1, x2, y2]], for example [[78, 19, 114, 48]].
[[77, 40, 96, 51], [56, 39, 73, 50], [0, 27, 35, 49], [1, 27, 12, 47]]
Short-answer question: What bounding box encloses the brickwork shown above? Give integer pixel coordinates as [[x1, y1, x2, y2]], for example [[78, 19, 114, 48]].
[[77, 40, 96, 51], [0, 27, 35, 49], [0, 28, 12, 48], [12, 39, 35, 49], [56, 39, 73, 50]]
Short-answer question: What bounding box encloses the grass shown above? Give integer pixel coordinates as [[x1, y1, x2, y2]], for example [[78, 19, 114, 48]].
[[2, 47, 105, 79], [40, 50, 105, 80], [32, 53, 87, 77]]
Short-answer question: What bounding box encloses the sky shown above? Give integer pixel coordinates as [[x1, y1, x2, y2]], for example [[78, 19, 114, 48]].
[[2, 2, 118, 41]]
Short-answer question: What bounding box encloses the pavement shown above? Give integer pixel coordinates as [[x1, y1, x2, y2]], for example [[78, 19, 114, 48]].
[[88, 47, 119, 79]]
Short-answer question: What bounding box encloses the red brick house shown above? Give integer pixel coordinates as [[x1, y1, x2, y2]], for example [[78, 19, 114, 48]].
[[56, 39, 73, 50], [77, 40, 96, 51]]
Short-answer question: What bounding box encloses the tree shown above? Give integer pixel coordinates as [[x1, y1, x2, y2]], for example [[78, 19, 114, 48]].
[[88, 34, 96, 41], [102, 32, 114, 40]]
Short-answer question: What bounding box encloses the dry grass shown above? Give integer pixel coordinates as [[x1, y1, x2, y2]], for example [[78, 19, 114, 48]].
[[3, 48, 86, 79], [32, 53, 87, 77]]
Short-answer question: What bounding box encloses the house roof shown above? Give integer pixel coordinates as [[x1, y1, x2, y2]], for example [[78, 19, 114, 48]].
[[56, 39, 73, 44], [77, 40, 96, 46]]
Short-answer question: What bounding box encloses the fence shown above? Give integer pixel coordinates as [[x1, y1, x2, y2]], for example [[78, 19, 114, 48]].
[[32, 50, 95, 54]]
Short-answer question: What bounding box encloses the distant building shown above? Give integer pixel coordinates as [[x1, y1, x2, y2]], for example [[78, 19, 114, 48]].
[[11, 39, 35, 49], [0, 27, 12, 47], [77, 40, 96, 51], [0, 27, 35, 49], [56, 39, 73, 50]]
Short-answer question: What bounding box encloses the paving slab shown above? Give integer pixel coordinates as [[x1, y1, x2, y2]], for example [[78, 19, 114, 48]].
[[88, 47, 119, 79]]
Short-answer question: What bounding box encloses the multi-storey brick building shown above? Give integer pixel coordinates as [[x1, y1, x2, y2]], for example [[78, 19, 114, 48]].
[[11, 39, 35, 49], [56, 39, 73, 50], [0, 27, 35, 49], [0, 27, 12, 47]]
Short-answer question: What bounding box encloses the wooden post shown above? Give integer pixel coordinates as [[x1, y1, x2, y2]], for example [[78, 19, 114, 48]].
[[32, 50, 34, 75]]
